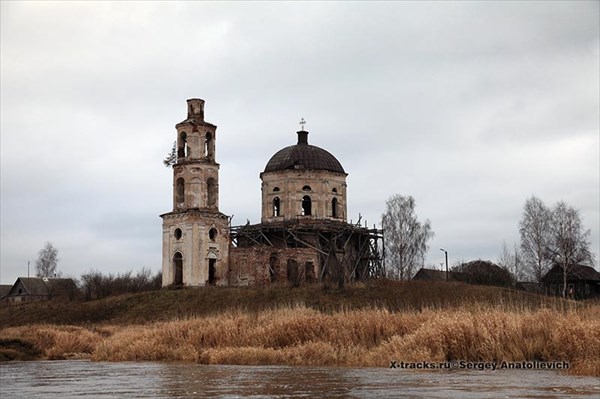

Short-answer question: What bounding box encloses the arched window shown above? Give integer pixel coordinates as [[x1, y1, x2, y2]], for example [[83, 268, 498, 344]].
[[302, 195, 312, 216], [207, 178, 217, 207], [173, 252, 183, 285], [179, 132, 188, 158], [273, 197, 280, 217], [332, 188, 338, 193], [174, 228, 182, 240], [302, 185, 312, 191], [332, 198, 338, 218], [273, 187, 280, 192], [176, 178, 185, 205], [209, 228, 217, 241]]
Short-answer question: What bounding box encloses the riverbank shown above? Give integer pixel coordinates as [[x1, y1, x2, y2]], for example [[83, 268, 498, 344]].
[[1, 281, 598, 376]]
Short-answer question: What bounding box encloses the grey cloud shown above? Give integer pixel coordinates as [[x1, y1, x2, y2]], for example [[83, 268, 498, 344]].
[[1, 1, 598, 283]]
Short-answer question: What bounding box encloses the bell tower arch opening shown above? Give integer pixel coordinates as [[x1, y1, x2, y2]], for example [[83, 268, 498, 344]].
[[178, 132, 188, 158]]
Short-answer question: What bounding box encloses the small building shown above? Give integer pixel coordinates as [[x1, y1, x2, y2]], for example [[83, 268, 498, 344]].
[[412, 268, 465, 282], [515, 282, 543, 294], [2, 277, 77, 304], [541, 264, 600, 299]]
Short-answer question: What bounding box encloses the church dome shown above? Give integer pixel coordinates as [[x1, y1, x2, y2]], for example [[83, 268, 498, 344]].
[[264, 131, 346, 174]]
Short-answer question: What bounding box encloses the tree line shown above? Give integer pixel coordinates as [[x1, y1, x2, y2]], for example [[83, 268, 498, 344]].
[[381, 194, 596, 295], [499, 195, 595, 295], [32, 242, 162, 300]]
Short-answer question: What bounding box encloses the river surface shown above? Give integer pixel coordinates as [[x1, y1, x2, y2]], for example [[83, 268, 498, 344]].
[[1, 360, 599, 398]]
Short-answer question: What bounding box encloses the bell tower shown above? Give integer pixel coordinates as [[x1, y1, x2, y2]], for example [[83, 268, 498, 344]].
[[160, 99, 230, 287]]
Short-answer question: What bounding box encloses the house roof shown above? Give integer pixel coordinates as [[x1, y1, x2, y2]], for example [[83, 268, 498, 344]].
[[515, 282, 543, 293], [21, 277, 54, 295], [413, 268, 449, 281], [412, 268, 467, 281], [8, 277, 76, 296], [542, 264, 600, 282], [569, 265, 600, 281]]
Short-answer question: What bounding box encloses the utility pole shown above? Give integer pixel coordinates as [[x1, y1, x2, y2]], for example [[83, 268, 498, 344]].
[[440, 249, 448, 281]]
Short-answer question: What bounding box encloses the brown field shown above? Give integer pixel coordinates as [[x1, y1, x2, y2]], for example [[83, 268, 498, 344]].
[[1, 280, 598, 375]]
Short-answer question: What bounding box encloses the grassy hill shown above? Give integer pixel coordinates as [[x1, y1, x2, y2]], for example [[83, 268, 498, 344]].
[[0, 279, 584, 327]]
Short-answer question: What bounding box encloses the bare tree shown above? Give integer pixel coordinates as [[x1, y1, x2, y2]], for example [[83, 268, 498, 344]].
[[382, 195, 434, 280], [519, 196, 552, 282], [497, 241, 523, 285], [35, 242, 59, 277], [79, 268, 163, 300], [549, 201, 594, 297]]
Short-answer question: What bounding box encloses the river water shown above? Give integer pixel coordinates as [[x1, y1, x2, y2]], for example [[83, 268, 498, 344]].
[[1, 361, 599, 398]]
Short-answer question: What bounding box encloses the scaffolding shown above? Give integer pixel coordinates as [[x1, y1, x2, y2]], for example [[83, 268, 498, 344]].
[[230, 217, 384, 282]]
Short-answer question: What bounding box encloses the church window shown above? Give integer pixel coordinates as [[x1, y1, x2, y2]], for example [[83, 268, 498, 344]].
[[207, 178, 217, 207], [332, 198, 338, 218], [302, 195, 312, 216], [302, 185, 312, 191], [179, 132, 188, 158], [332, 188, 338, 193], [273, 187, 280, 192], [176, 178, 185, 205], [209, 228, 217, 241], [174, 228, 182, 240], [273, 197, 280, 217]]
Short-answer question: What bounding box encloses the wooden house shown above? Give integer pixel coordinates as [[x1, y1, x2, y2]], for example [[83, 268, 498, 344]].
[[541, 264, 600, 299], [2, 277, 77, 304]]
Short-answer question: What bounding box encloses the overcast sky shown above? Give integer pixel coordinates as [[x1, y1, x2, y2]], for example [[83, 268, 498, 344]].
[[1, 1, 598, 284]]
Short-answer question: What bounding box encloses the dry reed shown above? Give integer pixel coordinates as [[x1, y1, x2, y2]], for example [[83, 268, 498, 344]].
[[2, 304, 598, 375]]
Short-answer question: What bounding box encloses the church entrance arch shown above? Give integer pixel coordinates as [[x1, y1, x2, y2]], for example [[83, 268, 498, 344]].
[[173, 252, 183, 285], [208, 251, 218, 285]]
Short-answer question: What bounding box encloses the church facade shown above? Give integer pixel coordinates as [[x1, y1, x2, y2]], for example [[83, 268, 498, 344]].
[[161, 99, 382, 287]]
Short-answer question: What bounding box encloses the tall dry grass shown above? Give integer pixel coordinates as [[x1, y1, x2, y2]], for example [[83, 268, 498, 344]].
[[2, 304, 598, 375], [0, 325, 111, 360]]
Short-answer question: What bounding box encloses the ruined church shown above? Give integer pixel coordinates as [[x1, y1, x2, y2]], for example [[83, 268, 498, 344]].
[[160, 99, 383, 287]]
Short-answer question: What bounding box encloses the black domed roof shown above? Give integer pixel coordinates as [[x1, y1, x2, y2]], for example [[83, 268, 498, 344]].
[[264, 131, 345, 174]]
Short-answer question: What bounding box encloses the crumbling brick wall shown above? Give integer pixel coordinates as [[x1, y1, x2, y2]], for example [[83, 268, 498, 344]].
[[229, 247, 319, 286]]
